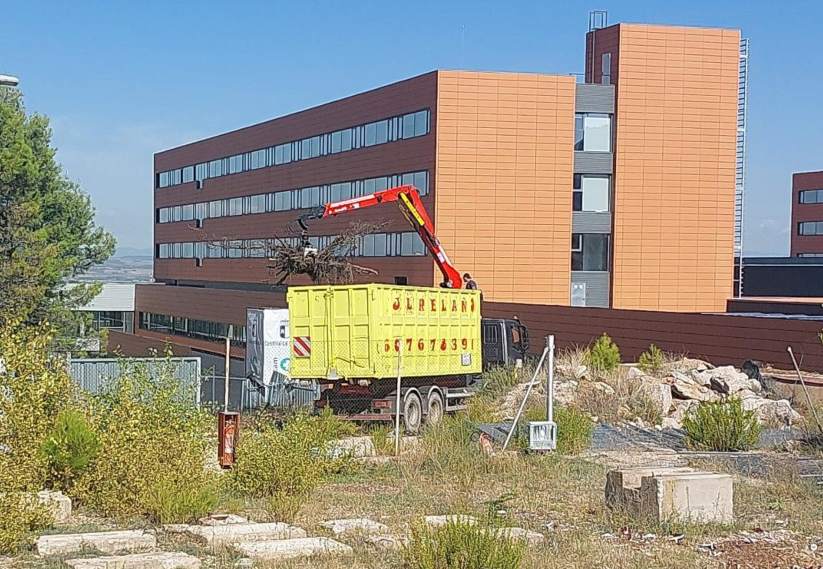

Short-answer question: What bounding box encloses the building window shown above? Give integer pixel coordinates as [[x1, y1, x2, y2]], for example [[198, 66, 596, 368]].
[[800, 189, 823, 204], [573, 175, 610, 212], [574, 113, 612, 152], [798, 221, 823, 236], [571, 233, 609, 271], [601, 53, 612, 85]]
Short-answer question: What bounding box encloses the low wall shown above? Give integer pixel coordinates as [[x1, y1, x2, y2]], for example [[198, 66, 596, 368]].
[[484, 302, 823, 373]]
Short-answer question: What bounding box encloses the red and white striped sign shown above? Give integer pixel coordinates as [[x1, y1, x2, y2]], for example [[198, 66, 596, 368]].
[[294, 336, 312, 357]]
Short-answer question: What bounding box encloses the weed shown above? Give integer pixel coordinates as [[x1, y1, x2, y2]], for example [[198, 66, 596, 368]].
[[369, 425, 395, 456], [144, 473, 219, 524], [0, 492, 53, 554], [584, 334, 621, 374], [403, 520, 525, 569], [574, 369, 662, 425], [554, 406, 594, 455], [637, 344, 665, 375], [261, 491, 303, 523], [41, 408, 99, 492], [556, 346, 589, 379], [683, 398, 761, 451]]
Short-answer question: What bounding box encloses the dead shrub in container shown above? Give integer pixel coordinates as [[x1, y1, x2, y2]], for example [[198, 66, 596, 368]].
[[683, 398, 761, 451]]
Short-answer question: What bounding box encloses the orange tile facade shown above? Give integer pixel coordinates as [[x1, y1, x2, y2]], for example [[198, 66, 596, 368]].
[[434, 71, 576, 304], [599, 24, 740, 311]]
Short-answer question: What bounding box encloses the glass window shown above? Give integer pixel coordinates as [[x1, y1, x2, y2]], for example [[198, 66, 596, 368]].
[[207, 242, 224, 258], [171, 169, 182, 185], [301, 186, 320, 207], [574, 116, 585, 151], [275, 191, 291, 211], [209, 200, 223, 218], [601, 53, 612, 85], [209, 159, 222, 177], [195, 163, 208, 182], [579, 113, 611, 152], [401, 232, 414, 256], [195, 202, 208, 220], [181, 242, 194, 258], [275, 143, 291, 165], [340, 128, 352, 151], [362, 234, 375, 256], [182, 204, 194, 220], [158, 172, 169, 188], [194, 241, 206, 259], [414, 110, 428, 136], [229, 154, 243, 174], [159, 208, 169, 223], [300, 138, 311, 159], [402, 113, 416, 139], [372, 233, 387, 256], [249, 194, 266, 214], [331, 130, 342, 153], [250, 149, 267, 169], [413, 171, 428, 194], [228, 197, 242, 216], [571, 234, 609, 271], [172, 206, 182, 222], [172, 243, 182, 258], [182, 166, 194, 183], [364, 123, 377, 146], [574, 175, 610, 212]]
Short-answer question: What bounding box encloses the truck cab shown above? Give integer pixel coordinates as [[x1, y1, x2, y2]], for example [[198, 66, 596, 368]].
[[481, 318, 529, 368]]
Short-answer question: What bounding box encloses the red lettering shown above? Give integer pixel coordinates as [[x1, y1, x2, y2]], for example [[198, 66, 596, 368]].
[[451, 300, 458, 312], [461, 300, 467, 313], [419, 298, 425, 311], [441, 299, 447, 312], [418, 339, 424, 351], [430, 339, 436, 351], [406, 297, 413, 311], [406, 337, 413, 350], [440, 339, 447, 351], [461, 338, 468, 349], [394, 339, 401, 352], [384, 341, 391, 352], [451, 338, 457, 350], [470, 299, 475, 312], [392, 298, 400, 311], [431, 299, 437, 311]]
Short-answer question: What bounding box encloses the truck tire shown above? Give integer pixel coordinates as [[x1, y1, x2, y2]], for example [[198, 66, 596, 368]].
[[402, 391, 423, 434], [425, 389, 444, 426]]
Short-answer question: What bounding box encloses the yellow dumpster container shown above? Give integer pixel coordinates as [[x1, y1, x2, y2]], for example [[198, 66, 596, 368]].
[[287, 284, 482, 381]]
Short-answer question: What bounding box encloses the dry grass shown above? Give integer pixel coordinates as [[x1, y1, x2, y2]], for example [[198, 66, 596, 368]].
[[574, 366, 662, 425]]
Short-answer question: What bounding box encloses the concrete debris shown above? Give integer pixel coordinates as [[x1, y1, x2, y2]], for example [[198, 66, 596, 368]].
[[739, 393, 802, 426], [36, 530, 156, 556], [235, 537, 353, 561], [184, 522, 306, 546], [492, 527, 546, 545], [36, 490, 72, 524], [319, 518, 389, 536], [366, 534, 409, 551], [65, 552, 201, 569], [424, 515, 477, 527], [606, 467, 733, 524], [639, 382, 673, 418], [326, 436, 376, 459], [670, 376, 719, 402], [198, 514, 249, 526]]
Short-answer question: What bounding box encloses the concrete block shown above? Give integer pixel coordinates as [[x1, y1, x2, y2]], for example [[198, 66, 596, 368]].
[[37, 491, 72, 524], [319, 518, 388, 536], [326, 437, 376, 459], [236, 537, 353, 561], [640, 472, 734, 524], [605, 467, 695, 514], [493, 527, 546, 546], [65, 552, 200, 569], [36, 530, 156, 556], [424, 515, 477, 528], [198, 514, 248, 526], [185, 522, 306, 546]]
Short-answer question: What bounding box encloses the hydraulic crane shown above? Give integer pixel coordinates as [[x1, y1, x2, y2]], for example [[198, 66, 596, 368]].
[[298, 185, 463, 289]]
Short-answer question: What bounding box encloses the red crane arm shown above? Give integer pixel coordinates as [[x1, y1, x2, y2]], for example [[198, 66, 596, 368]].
[[299, 185, 463, 288]]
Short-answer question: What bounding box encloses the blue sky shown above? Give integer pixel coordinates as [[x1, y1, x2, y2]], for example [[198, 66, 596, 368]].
[[2, 0, 821, 255]]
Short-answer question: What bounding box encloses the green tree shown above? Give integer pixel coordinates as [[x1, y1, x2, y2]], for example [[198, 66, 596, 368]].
[[0, 87, 114, 332]]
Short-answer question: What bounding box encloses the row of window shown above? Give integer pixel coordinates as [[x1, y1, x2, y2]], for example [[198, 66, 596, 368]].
[[156, 231, 427, 260], [156, 109, 431, 189], [797, 253, 823, 258], [798, 221, 823, 236], [157, 170, 429, 224], [574, 113, 612, 152], [799, 189, 823, 204], [139, 312, 247, 346], [572, 233, 610, 271]]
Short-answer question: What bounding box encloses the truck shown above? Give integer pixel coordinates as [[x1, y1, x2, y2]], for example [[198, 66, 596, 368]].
[[261, 184, 529, 432]]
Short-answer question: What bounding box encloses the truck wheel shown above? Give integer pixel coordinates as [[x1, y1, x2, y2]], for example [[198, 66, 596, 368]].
[[402, 391, 423, 434], [425, 390, 444, 426]]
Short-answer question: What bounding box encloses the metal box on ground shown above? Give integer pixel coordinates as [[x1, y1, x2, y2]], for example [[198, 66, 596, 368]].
[[528, 421, 557, 451], [287, 284, 482, 381]]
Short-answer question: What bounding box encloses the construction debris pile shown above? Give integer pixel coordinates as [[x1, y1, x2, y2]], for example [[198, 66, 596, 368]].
[[554, 357, 803, 429]]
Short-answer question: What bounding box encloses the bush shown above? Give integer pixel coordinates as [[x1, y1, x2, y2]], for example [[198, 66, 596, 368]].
[[41, 408, 99, 492], [0, 324, 73, 493], [683, 398, 761, 451], [554, 406, 594, 455], [403, 520, 525, 569], [416, 415, 491, 490], [369, 425, 395, 456], [230, 409, 352, 502], [76, 364, 216, 520], [584, 333, 621, 374], [143, 473, 219, 524], [0, 492, 53, 554], [638, 344, 665, 375]]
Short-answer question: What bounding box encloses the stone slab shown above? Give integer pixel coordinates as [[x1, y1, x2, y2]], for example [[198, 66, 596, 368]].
[[198, 514, 248, 526], [326, 437, 376, 459], [424, 515, 477, 528], [319, 518, 388, 536], [640, 472, 734, 524], [493, 527, 546, 546], [185, 522, 306, 546], [235, 537, 353, 561], [605, 467, 695, 514], [65, 552, 200, 569], [36, 530, 156, 556]]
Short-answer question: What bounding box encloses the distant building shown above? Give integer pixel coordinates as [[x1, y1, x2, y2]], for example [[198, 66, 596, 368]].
[[740, 256, 823, 298], [76, 283, 135, 333], [791, 170, 823, 258]]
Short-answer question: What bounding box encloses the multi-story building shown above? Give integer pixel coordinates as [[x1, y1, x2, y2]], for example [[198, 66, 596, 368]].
[[118, 20, 742, 363], [791, 170, 823, 257]]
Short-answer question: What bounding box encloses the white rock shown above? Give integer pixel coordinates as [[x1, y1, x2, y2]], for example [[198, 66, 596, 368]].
[[670, 376, 718, 402], [198, 514, 248, 526], [236, 537, 352, 561], [36, 530, 156, 556], [319, 518, 388, 537], [592, 382, 616, 395], [424, 515, 477, 527], [185, 522, 306, 546], [698, 366, 760, 395], [493, 527, 546, 545], [640, 383, 673, 419], [740, 396, 801, 426], [627, 367, 646, 380], [65, 552, 201, 569], [326, 436, 376, 459], [37, 490, 72, 524]]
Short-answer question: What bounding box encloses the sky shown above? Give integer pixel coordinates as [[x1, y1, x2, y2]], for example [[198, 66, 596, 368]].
[[2, 0, 821, 256]]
